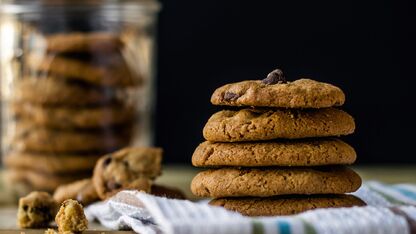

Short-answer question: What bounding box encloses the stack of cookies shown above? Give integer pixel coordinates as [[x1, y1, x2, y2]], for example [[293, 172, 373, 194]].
[[3, 32, 140, 193], [191, 69, 365, 216]]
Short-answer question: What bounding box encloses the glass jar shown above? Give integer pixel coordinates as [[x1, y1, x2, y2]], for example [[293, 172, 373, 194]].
[[0, 0, 160, 195]]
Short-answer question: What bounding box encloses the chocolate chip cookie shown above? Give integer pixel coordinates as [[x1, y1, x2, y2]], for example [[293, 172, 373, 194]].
[[17, 191, 58, 228], [191, 166, 361, 198], [211, 73, 345, 108], [9, 121, 131, 153], [3, 152, 101, 174], [54, 179, 99, 206], [6, 168, 91, 191], [26, 53, 138, 87], [11, 77, 116, 105], [210, 194, 366, 216], [93, 147, 163, 199], [192, 138, 356, 167], [11, 102, 135, 129], [45, 32, 123, 53], [203, 108, 355, 142]]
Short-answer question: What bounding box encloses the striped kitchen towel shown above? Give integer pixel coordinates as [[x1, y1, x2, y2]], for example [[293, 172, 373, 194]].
[[85, 181, 416, 234]]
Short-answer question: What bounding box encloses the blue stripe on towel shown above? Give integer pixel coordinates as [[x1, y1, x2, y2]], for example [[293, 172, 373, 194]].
[[276, 220, 291, 234], [393, 187, 416, 201]]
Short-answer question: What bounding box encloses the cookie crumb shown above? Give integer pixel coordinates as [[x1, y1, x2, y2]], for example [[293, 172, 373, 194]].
[[44, 228, 57, 234], [55, 199, 88, 233], [17, 191, 58, 228]]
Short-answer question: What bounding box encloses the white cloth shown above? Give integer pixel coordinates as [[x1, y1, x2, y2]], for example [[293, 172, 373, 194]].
[[85, 181, 416, 234]]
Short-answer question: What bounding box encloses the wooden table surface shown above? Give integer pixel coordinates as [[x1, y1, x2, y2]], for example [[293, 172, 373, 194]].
[[0, 164, 415, 233]]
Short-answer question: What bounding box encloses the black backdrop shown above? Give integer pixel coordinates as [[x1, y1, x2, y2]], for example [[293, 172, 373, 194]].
[[155, 0, 415, 164]]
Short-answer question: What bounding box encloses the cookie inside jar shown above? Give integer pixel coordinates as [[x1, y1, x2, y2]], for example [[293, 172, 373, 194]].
[[0, 1, 158, 196]]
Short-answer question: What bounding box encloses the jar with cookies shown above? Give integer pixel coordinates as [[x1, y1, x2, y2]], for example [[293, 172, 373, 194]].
[[0, 0, 160, 197]]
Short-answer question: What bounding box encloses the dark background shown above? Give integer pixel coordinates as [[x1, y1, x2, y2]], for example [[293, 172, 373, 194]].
[[155, 0, 415, 164]]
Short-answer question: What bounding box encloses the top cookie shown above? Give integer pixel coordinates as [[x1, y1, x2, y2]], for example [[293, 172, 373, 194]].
[[211, 70, 345, 108], [45, 32, 123, 53]]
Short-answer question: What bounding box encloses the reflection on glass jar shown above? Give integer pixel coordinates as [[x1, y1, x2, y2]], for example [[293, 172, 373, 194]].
[[0, 0, 160, 196]]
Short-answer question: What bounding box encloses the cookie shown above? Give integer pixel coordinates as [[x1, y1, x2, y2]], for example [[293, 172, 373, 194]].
[[9, 121, 131, 153], [17, 191, 58, 228], [203, 108, 355, 142], [55, 199, 88, 233], [5, 169, 91, 191], [209, 194, 366, 216], [11, 102, 135, 129], [211, 77, 345, 108], [3, 152, 101, 174], [45, 32, 123, 53], [93, 147, 163, 199], [192, 138, 356, 167], [26, 53, 138, 87], [151, 184, 186, 200], [11, 77, 116, 105], [54, 179, 99, 206], [191, 166, 361, 198]]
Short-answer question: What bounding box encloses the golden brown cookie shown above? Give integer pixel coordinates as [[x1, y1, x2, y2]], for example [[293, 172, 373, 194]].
[[5, 169, 90, 191], [11, 77, 117, 105], [55, 199, 88, 233], [93, 147, 162, 199], [209, 194, 366, 216], [45, 32, 123, 53], [26, 53, 138, 87], [9, 121, 131, 153], [192, 139, 356, 167], [11, 102, 135, 129], [203, 108, 355, 142], [53, 179, 99, 206], [17, 191, 58, 228], [191, 166, 361, 198], [211, 78, 345, 108], [3, 152, 101, 174], [75, 181, 100, 206]]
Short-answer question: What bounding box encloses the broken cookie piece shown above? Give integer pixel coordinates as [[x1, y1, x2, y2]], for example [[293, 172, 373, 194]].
[[54, 179, 100, 206], [44, 228, 58, 234], [17, 191, 58, 228], [55, 199, 88, 233], [92, 147, 162, 199]]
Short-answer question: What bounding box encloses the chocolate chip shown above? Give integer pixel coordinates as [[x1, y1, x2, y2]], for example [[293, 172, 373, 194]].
[[22, 205, 28, 211], [107, 180, 122, 190], [102, 157, 112, 167], [123, 160, 129, 168], [262, 68, 287, 85], [223, 92, 240, 101]]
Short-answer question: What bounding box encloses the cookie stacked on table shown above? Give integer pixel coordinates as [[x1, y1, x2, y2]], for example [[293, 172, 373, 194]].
[[191, 69, 365, 216], [3, 32, 139, 193]]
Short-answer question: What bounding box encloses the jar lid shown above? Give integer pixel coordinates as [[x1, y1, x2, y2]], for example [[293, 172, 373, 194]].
[[0, 0, 161, 14]]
